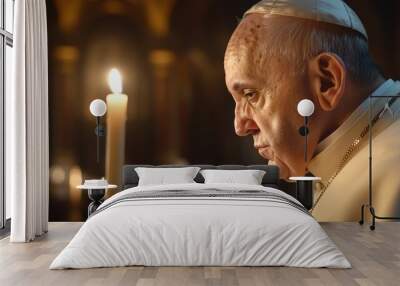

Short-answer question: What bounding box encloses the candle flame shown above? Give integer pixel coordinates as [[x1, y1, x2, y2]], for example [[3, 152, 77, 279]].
[[108, 68, 123, 93]]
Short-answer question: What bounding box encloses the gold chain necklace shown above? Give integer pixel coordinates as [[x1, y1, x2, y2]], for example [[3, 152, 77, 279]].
[[310, 97, 398, 213]]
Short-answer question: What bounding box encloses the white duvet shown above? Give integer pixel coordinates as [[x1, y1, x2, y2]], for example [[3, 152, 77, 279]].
[[50, 183, 350, 269]]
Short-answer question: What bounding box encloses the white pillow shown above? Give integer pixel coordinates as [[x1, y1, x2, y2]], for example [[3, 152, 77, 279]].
[[135, 167, 201, 186], [200, 169, 266, 185]]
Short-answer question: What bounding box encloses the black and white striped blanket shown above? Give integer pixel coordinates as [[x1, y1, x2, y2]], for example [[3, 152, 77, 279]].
[[91, 189, 309, 218]]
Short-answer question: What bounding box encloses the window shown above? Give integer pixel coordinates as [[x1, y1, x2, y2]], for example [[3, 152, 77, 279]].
[[1, 0, 14, 229]]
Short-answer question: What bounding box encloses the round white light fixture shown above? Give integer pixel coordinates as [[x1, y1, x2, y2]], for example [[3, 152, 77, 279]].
[[89, 99, 107, 117], [297, 99, 315, 117]]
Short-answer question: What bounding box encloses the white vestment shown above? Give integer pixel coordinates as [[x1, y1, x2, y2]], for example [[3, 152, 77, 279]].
[[309, 79, 400, 221]]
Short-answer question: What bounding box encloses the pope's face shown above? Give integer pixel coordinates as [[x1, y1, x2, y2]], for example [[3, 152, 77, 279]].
[[224, 15, 308, 178]]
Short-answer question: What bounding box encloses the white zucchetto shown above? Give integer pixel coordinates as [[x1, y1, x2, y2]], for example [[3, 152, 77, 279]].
[[244, 0, 368, 39]]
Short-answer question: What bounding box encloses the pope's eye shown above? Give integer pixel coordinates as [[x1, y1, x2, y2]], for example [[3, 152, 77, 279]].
[[243, 89, 257, 99]]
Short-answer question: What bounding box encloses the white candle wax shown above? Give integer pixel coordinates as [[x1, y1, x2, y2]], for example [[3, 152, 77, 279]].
[[105, 93, 128, 185]]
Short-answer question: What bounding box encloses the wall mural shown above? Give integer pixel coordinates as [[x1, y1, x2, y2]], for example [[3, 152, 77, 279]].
[[46, 0, 400, 222]]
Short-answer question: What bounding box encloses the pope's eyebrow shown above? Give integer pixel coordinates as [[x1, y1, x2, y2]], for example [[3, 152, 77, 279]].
[[232, 82, 256, 92]]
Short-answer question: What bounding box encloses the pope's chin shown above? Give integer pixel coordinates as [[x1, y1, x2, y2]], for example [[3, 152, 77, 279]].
[[258, 148, 291, 179]]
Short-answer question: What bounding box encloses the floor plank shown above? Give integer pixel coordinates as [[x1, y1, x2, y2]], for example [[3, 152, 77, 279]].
[[0, 222, 399, 286]]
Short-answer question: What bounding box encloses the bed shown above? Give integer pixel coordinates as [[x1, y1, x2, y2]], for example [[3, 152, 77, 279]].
[[50, 165, 350, 269]]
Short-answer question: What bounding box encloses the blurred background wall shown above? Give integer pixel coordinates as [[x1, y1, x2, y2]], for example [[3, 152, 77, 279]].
[[46, 0, 400, 221]]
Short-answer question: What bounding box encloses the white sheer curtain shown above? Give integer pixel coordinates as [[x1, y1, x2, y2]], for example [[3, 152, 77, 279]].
[[8, 0, 49, 242]]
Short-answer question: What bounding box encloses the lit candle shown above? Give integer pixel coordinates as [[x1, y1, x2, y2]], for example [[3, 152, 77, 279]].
[[105, 68, 128, 185]]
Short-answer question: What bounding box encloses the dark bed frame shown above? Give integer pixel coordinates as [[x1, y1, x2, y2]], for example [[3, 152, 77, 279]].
[[121, 164, 309, 210]]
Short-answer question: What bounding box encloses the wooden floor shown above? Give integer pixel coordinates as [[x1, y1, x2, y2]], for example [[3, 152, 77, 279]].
[[0, 222, 399, 286]]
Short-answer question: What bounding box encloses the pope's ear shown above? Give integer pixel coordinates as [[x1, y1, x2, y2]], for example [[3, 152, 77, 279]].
[[308, 53, 346, 111]]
